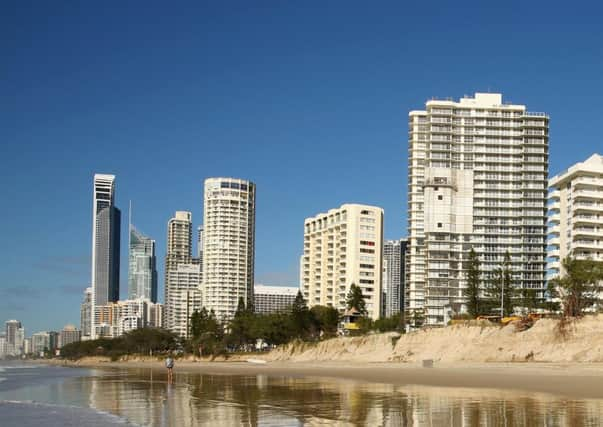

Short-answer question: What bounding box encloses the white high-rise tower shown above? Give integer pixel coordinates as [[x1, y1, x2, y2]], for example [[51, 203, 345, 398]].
[[547, 154, 603, 279], [202, 177, 256, 321], [407, 93, 549, 325]]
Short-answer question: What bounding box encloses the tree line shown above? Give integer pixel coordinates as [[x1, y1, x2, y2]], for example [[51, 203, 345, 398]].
[[60, 284, 406, 360], [463, 248, 603, 318]]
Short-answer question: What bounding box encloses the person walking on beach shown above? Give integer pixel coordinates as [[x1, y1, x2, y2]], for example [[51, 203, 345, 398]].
[[165, 355, 174, 383]]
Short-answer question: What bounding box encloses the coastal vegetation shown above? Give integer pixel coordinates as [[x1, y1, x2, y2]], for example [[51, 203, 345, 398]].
[[60, 327, 180, 360]]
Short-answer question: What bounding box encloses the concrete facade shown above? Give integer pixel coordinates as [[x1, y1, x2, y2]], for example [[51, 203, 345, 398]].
[[254, 285, 298, 314], [407, 93, 549, 325], [548, 154, 603, 277], [301, 204, 384, 320], [202, 178, 256, 321]]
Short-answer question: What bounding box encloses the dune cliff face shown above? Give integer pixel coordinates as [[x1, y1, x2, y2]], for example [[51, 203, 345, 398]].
[[265, 315, 603, 364]]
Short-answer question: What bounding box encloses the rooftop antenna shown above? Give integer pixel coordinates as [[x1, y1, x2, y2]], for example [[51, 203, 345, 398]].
[[128, 200, 132, 247]]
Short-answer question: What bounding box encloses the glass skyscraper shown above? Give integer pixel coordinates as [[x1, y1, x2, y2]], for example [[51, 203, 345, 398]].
[[128, 225, 158, 302]]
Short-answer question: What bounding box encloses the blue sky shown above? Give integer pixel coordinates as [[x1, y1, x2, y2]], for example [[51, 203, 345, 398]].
[[2, 1, 603, 333]]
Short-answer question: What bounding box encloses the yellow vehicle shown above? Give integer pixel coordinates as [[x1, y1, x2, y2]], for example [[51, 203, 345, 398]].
[[500, 316, 522, 325]]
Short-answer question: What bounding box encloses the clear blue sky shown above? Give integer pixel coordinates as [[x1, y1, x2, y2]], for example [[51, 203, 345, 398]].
[[2, 2, 603, 333]]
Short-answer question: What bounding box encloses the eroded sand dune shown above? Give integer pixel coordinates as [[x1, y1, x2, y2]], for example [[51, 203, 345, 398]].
[[265, 315, 603, 363]]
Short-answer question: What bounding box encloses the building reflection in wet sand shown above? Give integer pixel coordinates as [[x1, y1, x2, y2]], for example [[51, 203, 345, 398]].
[[81, 368, 603, 426]]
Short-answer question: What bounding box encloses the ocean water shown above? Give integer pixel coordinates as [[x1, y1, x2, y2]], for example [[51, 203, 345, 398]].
[[1, 362, 603, 426], [0, 362, 134, 426]]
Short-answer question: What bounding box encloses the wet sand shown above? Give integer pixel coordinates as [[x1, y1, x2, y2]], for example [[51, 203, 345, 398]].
[[52, 359, 603, 399]]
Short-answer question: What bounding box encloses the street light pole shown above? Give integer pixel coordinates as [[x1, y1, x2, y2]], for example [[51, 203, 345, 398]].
[[500, 270, 504, 318]]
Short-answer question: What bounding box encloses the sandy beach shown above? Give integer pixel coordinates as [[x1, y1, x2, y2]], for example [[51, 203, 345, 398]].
[[44, 315, 603, 401], [50, 358, 603, 399]]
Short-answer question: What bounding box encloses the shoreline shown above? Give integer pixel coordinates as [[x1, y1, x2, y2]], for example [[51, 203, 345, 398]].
[[46, 358, 603, 399]]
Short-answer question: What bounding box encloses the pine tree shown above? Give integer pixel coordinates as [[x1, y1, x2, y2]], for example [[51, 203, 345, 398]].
[[488, 251, 515, 317], [463, 247, 481, 317], [346, 283, 367, 316]]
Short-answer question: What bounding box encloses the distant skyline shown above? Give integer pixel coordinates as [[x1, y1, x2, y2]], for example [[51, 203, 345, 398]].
[[3, 2, 603, 332]]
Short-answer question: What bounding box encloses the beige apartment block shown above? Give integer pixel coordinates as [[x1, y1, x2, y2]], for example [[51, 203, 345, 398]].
[[548, 153, 603, 278], [202, 177, 255, 321], [301, 204, 384, 320], [407, 93, 549, 325], [164, 211, 193, 330], [165, 264, 202, 338]]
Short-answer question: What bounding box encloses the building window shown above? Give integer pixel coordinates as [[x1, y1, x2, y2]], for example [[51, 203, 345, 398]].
[[438, 195, 443, 200], [437, 223, 442, 228]]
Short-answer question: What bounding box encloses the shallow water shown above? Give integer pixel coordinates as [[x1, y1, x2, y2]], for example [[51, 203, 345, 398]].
[[1, 362, 603, 426]]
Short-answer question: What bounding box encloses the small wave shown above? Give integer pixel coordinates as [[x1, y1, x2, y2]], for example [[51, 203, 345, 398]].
[[0, 364, 43, 370], [0, 377, 6, 382], [0, 400, 137, 425]]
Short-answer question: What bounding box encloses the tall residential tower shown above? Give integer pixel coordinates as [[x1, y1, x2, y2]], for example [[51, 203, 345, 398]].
[[164, 211, 197, 335], [202, 178, 256, 321], [91, 174, 121, 337], [407, 93, 548, 325], [383, 238, 408, 317]]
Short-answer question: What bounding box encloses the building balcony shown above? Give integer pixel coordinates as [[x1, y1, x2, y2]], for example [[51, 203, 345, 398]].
[[573, 190, 603, 201], [571, 176, 603, 188], [573, 227, 601, 238], [574, 240, 602, 250], [572, 215, 603, 226], [548, 248, 560, 258], [548, 190, 561, 201]]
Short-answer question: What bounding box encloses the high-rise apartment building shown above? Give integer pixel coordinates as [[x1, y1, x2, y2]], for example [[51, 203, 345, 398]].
[[128, 225, 158, 302], [254, 285, 299, 314], [165, 264, 202, 338], [301, 204, 384, 320], [91, 174, 121, 337], [548, 154, 603, 279], [164, 211, 193, 329], [383, 239, 408, 317], [80, 287, 92, 339], [407, 93, 549, 325], [165, 211, 193, 274], [4, 320, 24, 356], [197, 226, 204, 259], [202, 178, 256, 321]]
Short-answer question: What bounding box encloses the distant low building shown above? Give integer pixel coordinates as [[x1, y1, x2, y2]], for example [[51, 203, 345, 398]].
[[80, 287, 92, 340], [94, 299, 164, 338], [31, 332, 51, 355], [59, 325, 81, 348], [254, 285, 298, 314], [23, 337, 31, 355], [0, 335, 7, 359]]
